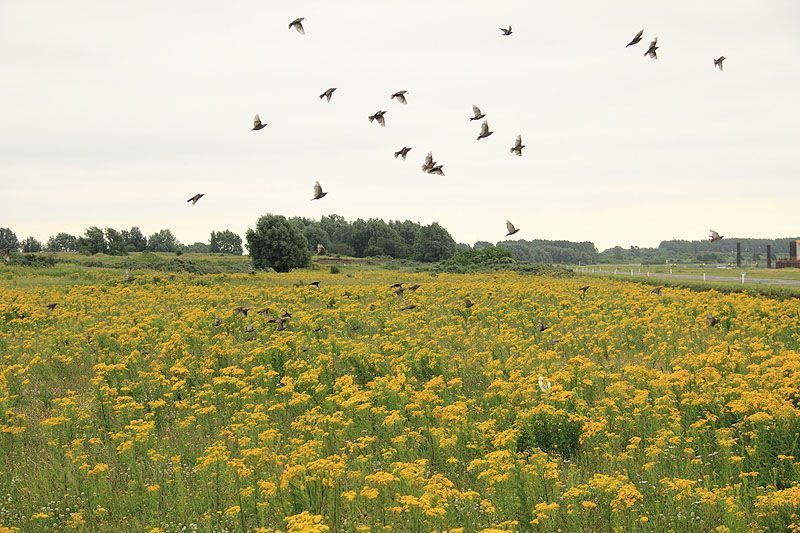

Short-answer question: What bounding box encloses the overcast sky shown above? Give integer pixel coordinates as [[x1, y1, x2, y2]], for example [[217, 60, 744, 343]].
[[2, 1, 799, 250]]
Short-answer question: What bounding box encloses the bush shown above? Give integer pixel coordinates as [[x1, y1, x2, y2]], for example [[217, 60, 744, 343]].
[[517, 408, 582, 459], [246, 214, 310, 272], [329, 265, 340, 274]]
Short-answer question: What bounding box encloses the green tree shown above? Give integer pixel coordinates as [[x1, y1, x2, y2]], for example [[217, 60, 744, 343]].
[[209, 230, 243, 255], [20, 236, 42, 253], [413, 223, 456, 262], [122, 227, 147, 252], [0, 228, 19, 251], [77, 227, 108, 255], [183, 242, 210, 253], [147, 229, 181, 253], [45, 233, 78, 252], [246, 214, 310, 272], [389, 220, 421, 249], [105, 228, 129, 256]]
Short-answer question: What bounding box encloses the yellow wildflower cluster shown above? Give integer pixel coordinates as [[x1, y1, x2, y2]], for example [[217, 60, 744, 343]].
[[0, 267, 798, 530]]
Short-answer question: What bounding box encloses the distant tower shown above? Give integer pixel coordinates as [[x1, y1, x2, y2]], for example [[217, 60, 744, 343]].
[[767, 245, 772, 269], [736, 242, 742, 268]]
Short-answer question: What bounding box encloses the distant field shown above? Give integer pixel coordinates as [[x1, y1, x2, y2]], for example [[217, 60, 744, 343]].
[[0, 263, 798, 530]]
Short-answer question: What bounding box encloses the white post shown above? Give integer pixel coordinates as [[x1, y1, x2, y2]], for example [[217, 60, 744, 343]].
[[669, 269, 673, 275], [614, 269, 617, 275], [591, 268, 595, 273], [647, 271, 650, 278], [741, 272, 746, 284], [630, 268, 634, 276], [703, 273, 706, 281]]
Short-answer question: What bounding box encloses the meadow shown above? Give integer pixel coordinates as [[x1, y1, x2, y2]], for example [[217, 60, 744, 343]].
[[0, 264, 799, 531]]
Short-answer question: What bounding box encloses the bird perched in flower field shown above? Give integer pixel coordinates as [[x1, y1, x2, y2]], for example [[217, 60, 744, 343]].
[[464, 298, 475, 309], [706, 314, 719, 327], [578, 286, 589, 299]]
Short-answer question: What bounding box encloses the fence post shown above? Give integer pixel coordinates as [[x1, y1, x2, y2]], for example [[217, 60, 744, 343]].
[[703, 273, 706, 281], [741, 272, 746, 284]]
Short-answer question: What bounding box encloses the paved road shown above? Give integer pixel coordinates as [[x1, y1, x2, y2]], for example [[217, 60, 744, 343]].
[[576, 269, 800, 288]]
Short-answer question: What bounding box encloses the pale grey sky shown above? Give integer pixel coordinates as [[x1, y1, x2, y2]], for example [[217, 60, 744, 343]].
[[1, 1, 799, 250]]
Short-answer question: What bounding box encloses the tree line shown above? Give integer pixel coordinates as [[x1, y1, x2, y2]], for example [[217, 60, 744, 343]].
[[0, 227, 243, 256], [599, 237, 800, 265]]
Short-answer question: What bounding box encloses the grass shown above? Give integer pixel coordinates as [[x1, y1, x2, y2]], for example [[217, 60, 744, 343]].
[[0, 263, 798, 530]]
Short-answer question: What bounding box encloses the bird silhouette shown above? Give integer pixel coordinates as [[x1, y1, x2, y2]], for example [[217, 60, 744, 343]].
[[709, 230, 724, 243], [309, 281, 321, 288], [187, 193, 204, 205], [289, 17, 305, 34], [45, 303, 57, 312], [213, 316, 222, 327], [428, 164, 445, 176], [252, 114, 267, 131], [394, 286, 405, 297], [510, 135, 525, 156], [477, 120, 493, 140], [245, 320, 254, 333], [401, 304, 417, 311], [391, 90, 408, 104], [390, 283, 404, 289], [644, 37, 659, 59], [714, 56, 726, 71], [706, 314, 719, 327], [626, 29, 644, 47], [578, 285, 590, 299], [394, 147, 412, 159], [538, 321, 549, 332], [233, 306, 250, 317], [320, 88, 337, 102], [312, 181, 328, 200], [368, 111, 387, 126], [470, 105, 485, 121], [421, 152, 436, 172], [505, 221, 520, 237], [409, 283, 421, 291], [499, 26, 512, 36], [464, 298, 475, 309], [651, 287, 663, 296]]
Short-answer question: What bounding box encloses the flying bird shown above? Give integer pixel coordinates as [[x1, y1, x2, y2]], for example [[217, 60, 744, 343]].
[[709, 230, 724, 243], [391, 90, 408, 104], [368, 111, 387, 126], [626, 29, 644, 47], [470, 105, 485, 121], [505, 221, 519, 237], [499, 26, 512, 36], [714, 56, 726, 71], [289, 17, 305, 34], [319, 88, 337, 102], [390, 283, 404, 289], [538, 376, 552, 392], [213, 316, 222, 327], [409, 283, 421, 291], [706, 314, 718, 327], [538, 321, 549, 332], [510, 135, 525, 156], [651, 287, 663, 296], [45, 303, 57, 312], [644, 37, 658, 59], [477, 120, 493, 140], [309, 281, 321, 289], [394, 147, 412, 159], [233, 306, 250, 317], [428, 164, 445, 176], [245, 320, 255, 333], [464, 298, 475, 309], [252, 114, 267, 131], [401, 304, 417, 311], [394, 286, 406, 297], [312, 181, 328, 200], [187, 193, 204, 205], [578, 285, 590, 299], [421, 152, 435, 172], [269, 316, 288, 331]]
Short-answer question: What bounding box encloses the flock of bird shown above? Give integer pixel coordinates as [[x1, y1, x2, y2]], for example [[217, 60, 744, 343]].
[[179, 18, 729, 242]]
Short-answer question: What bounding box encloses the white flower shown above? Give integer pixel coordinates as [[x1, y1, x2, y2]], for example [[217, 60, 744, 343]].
[[538, 375, 552, 393]]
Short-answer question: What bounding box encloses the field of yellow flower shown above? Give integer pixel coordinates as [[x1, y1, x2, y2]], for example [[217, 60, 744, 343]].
[[1, 265, 799, 531]]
